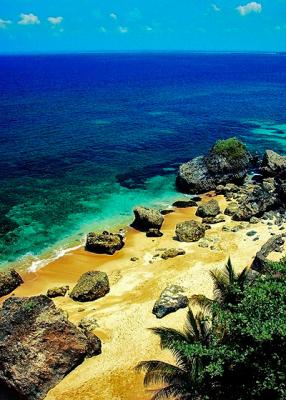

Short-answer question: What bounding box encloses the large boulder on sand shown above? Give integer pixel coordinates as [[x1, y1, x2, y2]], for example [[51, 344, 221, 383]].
[[85, 231, 124, 255], [131, 206, 164, 232], [176, 220, 206, 242], [261, 150, 286, 177], [0, 269, 23, 298], [70, 271, 110, 302], [152, 285, 189, 318], [251, 235, 285, 273], [196, 199, 220, 218], [176, 138, 250, 194], [0, 295, 101, 400]]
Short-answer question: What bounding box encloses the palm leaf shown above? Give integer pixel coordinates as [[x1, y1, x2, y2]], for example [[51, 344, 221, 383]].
[[225, 257, 235, 285], [151, 384, 192, 400], [189, 294, 213, 313]]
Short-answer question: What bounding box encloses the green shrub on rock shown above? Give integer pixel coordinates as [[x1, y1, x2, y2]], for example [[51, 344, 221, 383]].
[[212, 137, 247, 161]]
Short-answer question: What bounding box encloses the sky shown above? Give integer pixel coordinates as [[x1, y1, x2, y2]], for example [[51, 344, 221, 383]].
[[0, 0, 285, 54]]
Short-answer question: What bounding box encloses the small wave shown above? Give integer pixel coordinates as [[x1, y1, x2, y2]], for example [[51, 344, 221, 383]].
[[28, 243, 83, 273]]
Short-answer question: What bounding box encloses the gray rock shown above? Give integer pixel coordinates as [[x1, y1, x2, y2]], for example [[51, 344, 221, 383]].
[[152, 285, 189, 318], [85, 231, 124, 255], [250, 216, 260, 224], [47, 286, 69, 298], [202, 214, 225, 224], [131, 206, 164, 232], [78, 316, 99, 331], [224, 202, 239, 216], [261, 149, 286, 177], [246, 230, 257, 237], [175, 220, 206, 242], [70, 271, 110, 302], [146, 228, 163, 237], [172, 200, 197, 208], [196, 199, 220, 218], [161, 248, 186, 260], [251, 235, 285, 272], [0, 269, 23, 298]]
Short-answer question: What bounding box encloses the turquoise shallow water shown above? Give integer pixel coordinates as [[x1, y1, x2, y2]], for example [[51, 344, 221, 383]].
[[0, 53, 286, 269]]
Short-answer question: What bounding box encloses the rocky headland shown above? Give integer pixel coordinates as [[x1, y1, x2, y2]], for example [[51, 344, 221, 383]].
[[1, 137, 286, 400]]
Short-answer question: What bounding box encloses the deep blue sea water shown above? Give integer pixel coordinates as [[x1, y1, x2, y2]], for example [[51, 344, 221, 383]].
[[0, 53, 286, 269]]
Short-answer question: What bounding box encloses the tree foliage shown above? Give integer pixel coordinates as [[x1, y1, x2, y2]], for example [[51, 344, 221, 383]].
[[137, 258, 286, 400], [212, 137, 247, 161]]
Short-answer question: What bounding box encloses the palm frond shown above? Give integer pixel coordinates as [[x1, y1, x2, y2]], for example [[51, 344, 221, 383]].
[[210, 270, 229, 302], [151, 384, 192, 400], [151, 327, 189, 350], [136, 360, 187, 387], [184, 307, 201, 340], [189, 294, 213, 313], [237, 267, 249, 288], [225, 258, 235, 284]]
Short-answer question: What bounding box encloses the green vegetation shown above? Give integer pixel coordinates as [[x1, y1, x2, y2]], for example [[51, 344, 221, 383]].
[[212, 137, 247, 161], [23, 300, 37, 311], [137, 258, 286, 400]]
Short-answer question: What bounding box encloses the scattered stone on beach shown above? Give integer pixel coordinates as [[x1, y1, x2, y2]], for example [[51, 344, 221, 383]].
[[130, 257, 139, 262], [196, 199, 220, 218], [47, 285, 69, 298], [152, 285, 189, 319], [172, 200, 197, 208], [176, 138, 250, 193], [70, 271, 110, 302], [85, 231, 124, 255], [251, 235, 285, 273], [198, 238, 209, 248], [216, 183, 239, 195], [246, 230, 257, 237], [250, 216, 260, 224], [0, 268, 23, 298], [161, 248, 186, 260], [146, 228, 163, 237], [0, 295, 101, 400], [260, 149, 286, 177], [176, 220, 206, 242], [131, 206, 164, 232], [79, 315, 99, 331], [224, 201, 239, 216], [160, 209, 175, 215], [202, 214, 225, 224], [85, 330, 102, 358]]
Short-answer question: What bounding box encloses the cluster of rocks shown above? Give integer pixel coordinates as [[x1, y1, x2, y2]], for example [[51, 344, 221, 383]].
[[0, 268, 23, 298]]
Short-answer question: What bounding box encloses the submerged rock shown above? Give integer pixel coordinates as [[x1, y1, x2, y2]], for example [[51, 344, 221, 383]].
[[176, 220, 206, 242], [176, 138, 250, 194], [261, 150, 286, 177], [70, 271, 110, 302], [152, 285, 189, 318], [196, 199, 220, 218], [85, 231, 124, 255], [0, 269, 23, 298], [0, 295, 101, 400], [161, 248, 186, 260], [251, 235, 285, 273], [47, 285, 69, 298], [131, 206, 164, 232]]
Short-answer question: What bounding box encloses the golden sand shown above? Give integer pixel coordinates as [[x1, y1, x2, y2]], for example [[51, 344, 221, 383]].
[[3, 194, 286, 400]]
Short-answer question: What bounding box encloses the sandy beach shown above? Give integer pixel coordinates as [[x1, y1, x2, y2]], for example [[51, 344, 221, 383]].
[[2, 193, 285, 400]]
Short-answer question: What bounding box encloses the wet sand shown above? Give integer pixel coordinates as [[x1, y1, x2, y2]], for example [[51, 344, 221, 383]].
[[3, 193, 286, 400]]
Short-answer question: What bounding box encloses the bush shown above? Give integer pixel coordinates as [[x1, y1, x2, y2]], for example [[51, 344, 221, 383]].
[[212, 137, 247, 161]]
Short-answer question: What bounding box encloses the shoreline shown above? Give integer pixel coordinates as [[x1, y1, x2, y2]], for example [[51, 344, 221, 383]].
[[2, 191, 285, 400]]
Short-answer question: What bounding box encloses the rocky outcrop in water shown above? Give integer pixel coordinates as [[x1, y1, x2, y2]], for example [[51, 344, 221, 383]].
[[176, 138, 250, 194], [0, 269, 23, 298], [131, 206, 164, 232], [196, 199, 220, 218], [70, 271, 110, 302], [176, 220, 206, 242], [260, 150, 286, 177], [85, 231, 124, 255], [0, 295, 101, 400], [172, 200, 197, 208], [152, 285, 189, 318], [251, 235, 285, 273]]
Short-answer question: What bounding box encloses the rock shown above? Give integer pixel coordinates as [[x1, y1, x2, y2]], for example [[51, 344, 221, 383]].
[[216, 183, 239, 195], [70, 271, 110, 302], [0, 295, 101, 400], [224, 202, 239, 216], [161, 248, 186, 260], [146, 228, 163, 237], [175, 220, 206, 242], [131, 206, 164, 232], [47, 286, 69, 298], [251, 235, 285, 272], [250, 216, 260, 224], [160, 209, 174, 215], [85, 331, 102, 358], [261, 150, 286, 177], [79, 316, 99, 331], [130, 257, 139, 262], [176, 138, 250, 194], [172, 200, 197, 208], [246, 230, 257, 237], [202, 215, 225, 224], [198, 239, 209, 248], [0, 269, 23, 298], [152, 285, 189, 318], [85, 231, 124, 255], [196, 199, 220, 218]]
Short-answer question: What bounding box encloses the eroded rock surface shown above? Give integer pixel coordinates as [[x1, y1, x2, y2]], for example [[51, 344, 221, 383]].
[[0, 269, 23, 298], [196, 199, 220, 218], [85, 231, 124, 255], [176, 220, 206, 242], [131, 206, 164, 232], [152, 285, 189, 318], [70, 271, 110, 302]]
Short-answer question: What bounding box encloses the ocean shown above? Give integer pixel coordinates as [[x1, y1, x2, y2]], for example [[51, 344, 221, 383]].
[[0, 53, 286, 269]]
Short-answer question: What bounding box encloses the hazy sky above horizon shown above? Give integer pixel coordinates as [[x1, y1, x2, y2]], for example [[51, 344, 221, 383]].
[[0, 0, 285, 54]]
